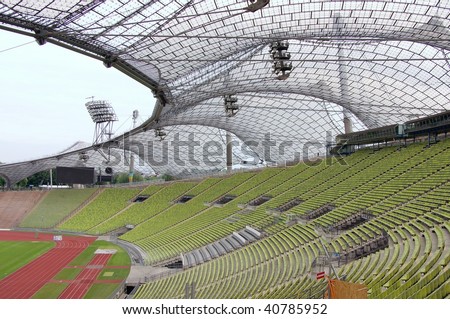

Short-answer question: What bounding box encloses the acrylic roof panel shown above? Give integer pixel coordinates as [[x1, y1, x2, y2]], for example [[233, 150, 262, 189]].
[[2, 1, 449, 85], [0, 125, 256, 185], [0, 1, 449, 183]]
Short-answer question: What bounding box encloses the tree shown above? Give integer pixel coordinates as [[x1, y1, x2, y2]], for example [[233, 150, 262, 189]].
[[26, 169, 55, 186], [161, 174, 174, 181], [0, 162, 6, 187], [16, 178, 28, 188], [113, 172, 144, 184]]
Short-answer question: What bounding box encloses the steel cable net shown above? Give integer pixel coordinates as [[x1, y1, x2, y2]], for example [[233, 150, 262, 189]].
[[0, 125, 254, 184], [122, 124, 261, 176], [0, 0, 449, 181], [0, 141, 155, 186]]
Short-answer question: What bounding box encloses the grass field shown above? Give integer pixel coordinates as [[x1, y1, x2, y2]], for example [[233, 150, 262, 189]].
[[84, 283, 123, 299], [53, 268, 82, 281], [0, 241, 55, 280], [46, 239, 131, 299], [20, 189, 98, 228], [31, 283, 69, 299], [99, 268, 130, 280], [68, 240, 131, 267], [0, 237, 131, 299]]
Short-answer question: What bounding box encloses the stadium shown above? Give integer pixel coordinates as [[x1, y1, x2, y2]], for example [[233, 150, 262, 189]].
[[0, 0, 449, 300]]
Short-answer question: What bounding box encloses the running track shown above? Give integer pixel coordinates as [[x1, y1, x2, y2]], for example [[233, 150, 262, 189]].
[[59, 254, 112, 299], [0, 231, 96, 299]]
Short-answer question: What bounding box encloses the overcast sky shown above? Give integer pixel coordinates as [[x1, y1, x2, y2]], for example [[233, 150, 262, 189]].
[[0, 30, 156, 164]]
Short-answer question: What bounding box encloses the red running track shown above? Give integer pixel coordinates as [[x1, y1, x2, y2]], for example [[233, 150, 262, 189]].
[[0, 231, 62, 242], [0, 231, 96, 299], [59, 254, 112, 299]]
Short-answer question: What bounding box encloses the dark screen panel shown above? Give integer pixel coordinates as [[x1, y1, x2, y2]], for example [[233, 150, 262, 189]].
[[97, 175, 112, 183], [56, 167, 95, 185]]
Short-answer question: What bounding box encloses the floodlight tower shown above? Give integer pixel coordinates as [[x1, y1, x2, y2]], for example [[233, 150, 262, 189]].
[[85, 99, 118, 145]]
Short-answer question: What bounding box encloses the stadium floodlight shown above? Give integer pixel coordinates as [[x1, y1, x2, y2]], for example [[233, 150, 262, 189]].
[[86, 100, 118, 123], [270, 40, 292, 80], [224, 95, 239, 117], [85, 99, 118, 145], [78, 151, 89, 162], [155, 127, 167, 141]]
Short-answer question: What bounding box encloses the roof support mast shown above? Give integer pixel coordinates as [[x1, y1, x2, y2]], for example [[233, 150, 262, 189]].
[[129, 110, 139, 183], [226, 131, 233, 174], [335, 14, 353, 134]]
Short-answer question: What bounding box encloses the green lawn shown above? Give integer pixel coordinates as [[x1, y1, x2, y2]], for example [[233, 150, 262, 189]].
[[53, 268, 82, 280], [31, 283, 69, 299], [52, 239, 130, 298], [108, 248, 132, 267], [98, 268, 130, 281], [20, 188, 98, 228], [69, 240, 131, 267], [0, 238, 130, 299], [84, 283, 123, 299], [0, 241, 55, 279]]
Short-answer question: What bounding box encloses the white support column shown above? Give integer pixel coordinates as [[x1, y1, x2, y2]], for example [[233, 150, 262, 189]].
[[226, 131, 233, 173], [343, 114, 353, 134]]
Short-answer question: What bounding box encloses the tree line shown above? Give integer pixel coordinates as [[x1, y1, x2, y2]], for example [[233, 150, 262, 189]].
[[0, 168, 174, 189]]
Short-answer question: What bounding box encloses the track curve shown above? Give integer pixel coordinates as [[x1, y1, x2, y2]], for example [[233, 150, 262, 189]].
[[0, 231, 96, 299]]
